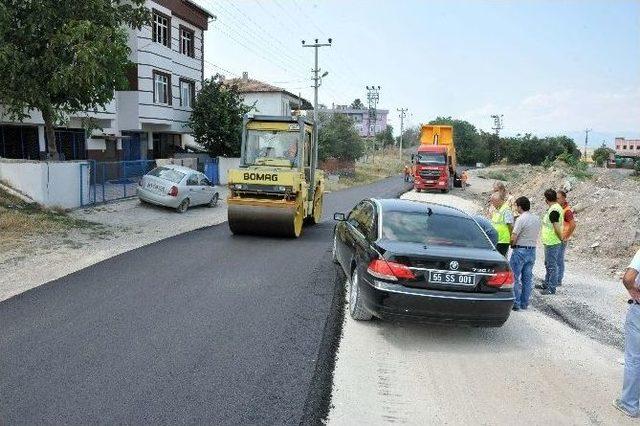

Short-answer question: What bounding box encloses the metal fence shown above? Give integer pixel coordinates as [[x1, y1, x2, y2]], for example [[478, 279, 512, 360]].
[[80, 159, 156, 206]]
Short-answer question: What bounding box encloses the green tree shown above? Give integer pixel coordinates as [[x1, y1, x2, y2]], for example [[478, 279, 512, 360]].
[[375, 124, 395, 147], [396, 126, 420, 147], [350, 98, 365, 109], [318, 112, 365, 162], [189, 75, 253, 157], [592, 145, 615, 166], [0, 0, 149, 159]]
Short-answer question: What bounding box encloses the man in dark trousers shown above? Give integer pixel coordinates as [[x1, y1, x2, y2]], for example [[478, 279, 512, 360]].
[[540, 189, 564, 295]]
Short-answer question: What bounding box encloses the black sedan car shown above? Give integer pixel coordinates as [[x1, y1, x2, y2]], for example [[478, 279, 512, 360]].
[[332, 198, 514, 327]]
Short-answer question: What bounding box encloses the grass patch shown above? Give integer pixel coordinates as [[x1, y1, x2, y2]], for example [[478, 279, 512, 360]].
[[325, 149, 404, 191], [0, 187, 107, 253]]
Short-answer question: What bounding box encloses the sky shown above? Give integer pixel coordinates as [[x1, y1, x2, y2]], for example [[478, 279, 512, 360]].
[[198, 0, 640, 145]]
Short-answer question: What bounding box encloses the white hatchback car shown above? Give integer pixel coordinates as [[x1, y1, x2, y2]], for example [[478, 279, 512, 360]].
[[137, 164, 219, 213]]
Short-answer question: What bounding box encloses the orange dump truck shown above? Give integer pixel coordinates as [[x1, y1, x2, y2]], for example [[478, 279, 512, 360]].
[[412, 124, 460, 193]]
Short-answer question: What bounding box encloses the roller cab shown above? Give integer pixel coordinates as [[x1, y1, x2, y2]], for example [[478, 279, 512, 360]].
[[227, 115, 324, 238]]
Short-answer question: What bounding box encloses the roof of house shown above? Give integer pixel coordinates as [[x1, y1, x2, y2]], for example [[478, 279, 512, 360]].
[[225, 75, 313, 110]]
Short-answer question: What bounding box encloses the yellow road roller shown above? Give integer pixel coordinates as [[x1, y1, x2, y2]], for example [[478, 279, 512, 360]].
[[227, 115, 324, 237]]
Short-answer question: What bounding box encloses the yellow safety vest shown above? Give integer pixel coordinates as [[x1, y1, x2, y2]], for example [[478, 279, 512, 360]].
[[492, 203, 511, 244], [541, 203, 564, 246]]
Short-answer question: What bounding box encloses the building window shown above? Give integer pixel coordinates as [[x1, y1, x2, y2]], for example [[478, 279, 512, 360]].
[[180, 26, 195, 57], [153, 71, 171, 105], [623, 145, 627, 150], [179, 79, 195, 108], [152, 11, 170, 47]]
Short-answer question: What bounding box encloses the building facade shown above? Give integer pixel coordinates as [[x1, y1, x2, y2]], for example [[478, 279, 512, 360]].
[[320, 104, 389, 138], [0, 0, 212, 162], [615, 137, 640, 158], [226, 72, 313, 116]]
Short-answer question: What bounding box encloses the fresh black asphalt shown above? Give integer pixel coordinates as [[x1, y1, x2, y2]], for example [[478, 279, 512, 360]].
[[0, 176, 410, 425]]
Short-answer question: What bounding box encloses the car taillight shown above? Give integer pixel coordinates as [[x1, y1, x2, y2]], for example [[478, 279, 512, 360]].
[[168, 186, 179, 197], [367, 259, 416, 281], [487, 271, 514, 289]]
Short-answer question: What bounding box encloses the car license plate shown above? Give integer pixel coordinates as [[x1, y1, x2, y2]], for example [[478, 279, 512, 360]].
[[428, 271, 475, 286], [426, 180, 434, 184], [146, 182, 165, 194]]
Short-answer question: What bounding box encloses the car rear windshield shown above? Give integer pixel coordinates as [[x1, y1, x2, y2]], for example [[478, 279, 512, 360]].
[[382, 211, 492, 249], [147, 167, 186, 183]]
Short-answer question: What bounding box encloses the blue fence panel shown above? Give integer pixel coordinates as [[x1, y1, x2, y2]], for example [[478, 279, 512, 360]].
[[204, 159, 219, 185], [81, 159, 156, 206]]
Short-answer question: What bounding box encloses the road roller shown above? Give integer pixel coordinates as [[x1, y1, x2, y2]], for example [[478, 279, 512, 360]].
[[227, 115, 324, 238]]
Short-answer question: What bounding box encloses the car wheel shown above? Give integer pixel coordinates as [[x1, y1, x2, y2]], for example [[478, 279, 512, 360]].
[[415, 188, 421, 193], [349, 268, 372, 321], [332, 234, 339, 264], [208, 193, 219, 208], [176, 198, 190, 213]]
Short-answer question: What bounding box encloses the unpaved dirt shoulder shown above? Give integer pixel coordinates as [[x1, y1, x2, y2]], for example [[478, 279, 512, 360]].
[[0, 190, 228, 302]]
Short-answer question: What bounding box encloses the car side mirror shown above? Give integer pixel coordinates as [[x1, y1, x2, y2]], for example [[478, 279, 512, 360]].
[[333, 212, 346, 221]]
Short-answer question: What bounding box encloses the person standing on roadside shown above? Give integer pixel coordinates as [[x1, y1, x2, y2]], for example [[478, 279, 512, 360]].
[[540, 189, 564, 295], [509, 196, 540, 311], [461, 170, 469, 190], [490, 191, 514, 257], [613, 249, 640, 418], [493, 181, 519, 221], [556, 189, 576, 286], [404, 165, 411, 182]]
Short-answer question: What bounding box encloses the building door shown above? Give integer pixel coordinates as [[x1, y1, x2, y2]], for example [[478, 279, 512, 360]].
[[122, 133, 141, 161]]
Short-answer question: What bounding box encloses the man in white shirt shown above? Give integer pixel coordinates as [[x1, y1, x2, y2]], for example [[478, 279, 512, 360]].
[[614, 249, 640, 417]]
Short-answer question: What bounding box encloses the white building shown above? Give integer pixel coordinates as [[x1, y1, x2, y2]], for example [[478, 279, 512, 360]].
[[0, 0, 212, 162], [226, 72, 313, 117]]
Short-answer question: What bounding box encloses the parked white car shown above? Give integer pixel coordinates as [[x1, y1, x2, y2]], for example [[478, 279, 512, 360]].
[[137, 164, 219, 213]]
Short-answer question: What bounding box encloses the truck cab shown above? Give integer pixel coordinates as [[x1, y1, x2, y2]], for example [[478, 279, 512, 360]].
[[412, 124, 459, 193], [413, 145, 454, 192]]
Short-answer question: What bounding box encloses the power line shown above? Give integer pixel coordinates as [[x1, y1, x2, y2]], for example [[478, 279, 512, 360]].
[[201, 0, 310, 77]]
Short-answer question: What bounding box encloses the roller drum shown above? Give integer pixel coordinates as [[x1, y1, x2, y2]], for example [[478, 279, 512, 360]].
[[228, 203, 303, 238]]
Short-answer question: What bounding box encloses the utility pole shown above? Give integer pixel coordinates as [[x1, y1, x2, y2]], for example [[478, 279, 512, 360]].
[[397, 108, 408, 162], [491, 114, 504, 136], [584, 128, 592, 161], [302, 38, 331, 198], [366, 85, 381, 163]]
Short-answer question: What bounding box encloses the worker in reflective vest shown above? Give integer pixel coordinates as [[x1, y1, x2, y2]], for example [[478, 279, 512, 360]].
[[540, 188, 564, 295], [490, 192, 513, 256], [556, 189, 576, 287]]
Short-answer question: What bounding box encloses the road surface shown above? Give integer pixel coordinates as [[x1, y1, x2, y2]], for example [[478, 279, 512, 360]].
[[0, 176, 410, 424]]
